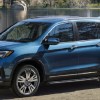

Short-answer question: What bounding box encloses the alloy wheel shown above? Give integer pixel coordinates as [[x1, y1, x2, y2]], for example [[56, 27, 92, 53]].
[[16, 66, 40, 96]]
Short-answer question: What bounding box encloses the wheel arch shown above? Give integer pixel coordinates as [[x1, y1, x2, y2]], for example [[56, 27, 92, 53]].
[[11, 59, 47, 84]]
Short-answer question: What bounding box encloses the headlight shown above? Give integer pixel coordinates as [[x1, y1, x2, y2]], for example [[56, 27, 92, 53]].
[[0, 51, 13, 58]]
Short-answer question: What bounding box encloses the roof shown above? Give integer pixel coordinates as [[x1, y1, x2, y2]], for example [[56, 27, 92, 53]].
[[23, 16, 80, 23], [23, 16, 100, 23]]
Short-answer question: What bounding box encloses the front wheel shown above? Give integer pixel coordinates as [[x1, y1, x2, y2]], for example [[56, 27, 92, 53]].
[[12, 65, 40, 97]]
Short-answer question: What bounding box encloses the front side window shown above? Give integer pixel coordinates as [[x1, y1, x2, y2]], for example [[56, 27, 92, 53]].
[[48, 23, 74, 42], [77, 22, 100, 40], [0, 22, 51, 42]]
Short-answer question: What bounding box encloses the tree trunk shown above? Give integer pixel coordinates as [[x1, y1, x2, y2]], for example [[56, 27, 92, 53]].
[[10, 0, 13, 5], [3, 0, 6, 7]]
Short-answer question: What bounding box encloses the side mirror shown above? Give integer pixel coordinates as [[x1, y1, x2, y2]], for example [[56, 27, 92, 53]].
[[44, 37, 60, 45]]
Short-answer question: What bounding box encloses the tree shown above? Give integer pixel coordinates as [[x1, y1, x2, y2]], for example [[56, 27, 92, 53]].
[[3, 0, 6, 7], [67, 0, 91, 8], [54, 0, 65, 7]]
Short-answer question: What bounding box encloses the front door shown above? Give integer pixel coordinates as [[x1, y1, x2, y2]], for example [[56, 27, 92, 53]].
[[43, 22, 79, 75]]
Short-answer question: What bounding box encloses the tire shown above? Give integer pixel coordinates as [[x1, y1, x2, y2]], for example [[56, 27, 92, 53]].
[[12, 65, 40, 97]]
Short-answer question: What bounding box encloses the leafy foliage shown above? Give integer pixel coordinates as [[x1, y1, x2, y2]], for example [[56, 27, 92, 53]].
[[2, 0, 100, 8]]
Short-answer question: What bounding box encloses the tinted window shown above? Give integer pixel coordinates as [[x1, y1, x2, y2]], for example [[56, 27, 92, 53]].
[[96, 23, 100, 38], [77, 22, 100, 40], [49, 23, 74, 42]]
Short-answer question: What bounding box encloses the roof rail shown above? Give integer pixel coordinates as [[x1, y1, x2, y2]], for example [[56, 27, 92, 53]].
[[30, 15, 80, 19]]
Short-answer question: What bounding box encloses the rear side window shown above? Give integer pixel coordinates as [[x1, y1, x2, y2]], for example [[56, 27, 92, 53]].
[[77, 22, 100, 40], [48, 23, 74, 42], [96, 23, 100, 38]]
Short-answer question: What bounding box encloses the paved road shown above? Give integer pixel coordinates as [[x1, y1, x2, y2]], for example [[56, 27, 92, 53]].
[[0, 81, 100, 100]]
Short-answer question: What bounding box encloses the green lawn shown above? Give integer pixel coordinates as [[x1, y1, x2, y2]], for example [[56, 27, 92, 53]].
[[88, 3, 100, 8]]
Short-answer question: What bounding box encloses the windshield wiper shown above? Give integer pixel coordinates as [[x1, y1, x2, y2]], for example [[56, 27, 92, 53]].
[[0, 38, 33, 42], [18, 38, 33, 42], [5, 39, 19, 42]]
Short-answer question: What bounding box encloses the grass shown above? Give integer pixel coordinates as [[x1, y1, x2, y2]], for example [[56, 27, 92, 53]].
[[29, 4, 100, 10], [87, 3, 100, 8], [28, 7, 100, 10]]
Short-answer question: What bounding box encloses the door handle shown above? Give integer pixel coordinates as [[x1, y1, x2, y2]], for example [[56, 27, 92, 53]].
[[96, 43, 100, 47], [70, 45, 78, 50]]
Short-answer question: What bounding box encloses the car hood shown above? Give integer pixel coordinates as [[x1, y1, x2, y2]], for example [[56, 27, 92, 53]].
[[0, 41, 24, 50]]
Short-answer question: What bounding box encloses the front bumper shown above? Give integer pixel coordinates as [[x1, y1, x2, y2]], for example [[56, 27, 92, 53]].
[[0, 68, 11, 86]]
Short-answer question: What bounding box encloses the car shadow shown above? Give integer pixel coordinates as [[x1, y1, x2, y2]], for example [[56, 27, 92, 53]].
[[0, 81, 100, 99]]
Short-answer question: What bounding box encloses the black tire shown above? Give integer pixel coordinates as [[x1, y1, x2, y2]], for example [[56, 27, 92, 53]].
[[12, 65, 40, 97]]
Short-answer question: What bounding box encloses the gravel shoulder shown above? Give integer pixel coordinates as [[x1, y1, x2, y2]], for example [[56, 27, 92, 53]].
[[0, 81, 100, 100]]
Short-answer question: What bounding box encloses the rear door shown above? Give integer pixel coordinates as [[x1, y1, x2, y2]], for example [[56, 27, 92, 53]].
[[76, 21, 100, 72]]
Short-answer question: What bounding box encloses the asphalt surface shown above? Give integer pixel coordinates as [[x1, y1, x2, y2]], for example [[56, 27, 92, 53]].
[[0, 81, 100, 100]]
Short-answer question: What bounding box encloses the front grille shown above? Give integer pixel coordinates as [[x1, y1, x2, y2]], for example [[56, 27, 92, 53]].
[[0, 68, 5, 80], [0, 71, 2, 82], [0, 71, 2, 79]]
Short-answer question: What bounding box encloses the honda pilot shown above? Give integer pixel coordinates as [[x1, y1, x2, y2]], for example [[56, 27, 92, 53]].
[[0, 16, 100, 97]]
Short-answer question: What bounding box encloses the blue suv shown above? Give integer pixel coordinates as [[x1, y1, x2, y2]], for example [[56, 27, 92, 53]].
[[0, 16, 100, 97]]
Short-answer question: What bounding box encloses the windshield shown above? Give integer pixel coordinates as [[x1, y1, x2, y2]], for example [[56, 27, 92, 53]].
[[0, 22, 51, 42]]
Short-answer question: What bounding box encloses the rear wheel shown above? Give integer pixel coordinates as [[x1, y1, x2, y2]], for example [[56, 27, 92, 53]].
[[12, 65, 40, 97]]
